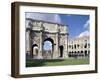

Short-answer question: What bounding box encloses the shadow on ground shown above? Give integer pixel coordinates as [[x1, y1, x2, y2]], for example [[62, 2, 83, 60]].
[[26, 59, 65, 67]]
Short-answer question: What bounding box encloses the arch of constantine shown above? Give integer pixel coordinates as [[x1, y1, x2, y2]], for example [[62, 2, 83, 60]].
[[25, 18, 69, 59]]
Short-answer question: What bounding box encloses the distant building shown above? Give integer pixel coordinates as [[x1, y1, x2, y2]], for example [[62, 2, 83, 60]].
[[68, 36, 90, 58]]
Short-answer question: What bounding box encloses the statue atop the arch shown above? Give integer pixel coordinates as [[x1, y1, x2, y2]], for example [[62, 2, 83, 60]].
[[25, 18, 69, 59]]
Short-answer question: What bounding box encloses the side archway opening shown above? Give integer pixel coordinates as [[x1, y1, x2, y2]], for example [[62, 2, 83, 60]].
[[32, 44, 38, 58]]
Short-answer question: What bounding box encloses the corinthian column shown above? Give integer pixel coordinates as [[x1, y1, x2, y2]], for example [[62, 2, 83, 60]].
[[37, 31, 43, 59], [26, 28, 31, 57]]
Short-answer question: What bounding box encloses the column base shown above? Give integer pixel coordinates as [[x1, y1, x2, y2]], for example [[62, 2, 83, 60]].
[[26, 51, 33, 59]]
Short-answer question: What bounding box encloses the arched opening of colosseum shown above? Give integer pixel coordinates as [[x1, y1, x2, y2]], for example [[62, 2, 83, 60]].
[[85, 50, 88, 57]]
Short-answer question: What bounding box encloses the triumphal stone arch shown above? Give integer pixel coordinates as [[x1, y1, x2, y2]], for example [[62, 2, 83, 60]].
[[26, 18, 69, 59]]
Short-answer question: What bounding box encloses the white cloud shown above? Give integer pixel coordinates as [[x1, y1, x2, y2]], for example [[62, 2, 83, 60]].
[[83, 19, 90, 30], [78, 30, 89, 38], [77, 19, 90, 38], [26, 12, 61, 23], [54, 14, 61, 23]]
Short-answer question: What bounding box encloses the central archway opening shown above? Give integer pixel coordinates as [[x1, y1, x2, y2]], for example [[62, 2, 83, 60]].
[[43, 41, 52, 51], [43, 38, 54, 59]]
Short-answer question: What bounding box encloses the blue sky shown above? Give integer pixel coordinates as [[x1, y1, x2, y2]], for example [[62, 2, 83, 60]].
[[60, 14, 89, 38], [26, 12, 90, 50], [26, 12, 90, 38], [43, 41, 52, 50]]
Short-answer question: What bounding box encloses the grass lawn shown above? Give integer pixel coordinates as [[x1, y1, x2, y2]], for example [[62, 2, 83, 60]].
[[26, 58, 89, 67]]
